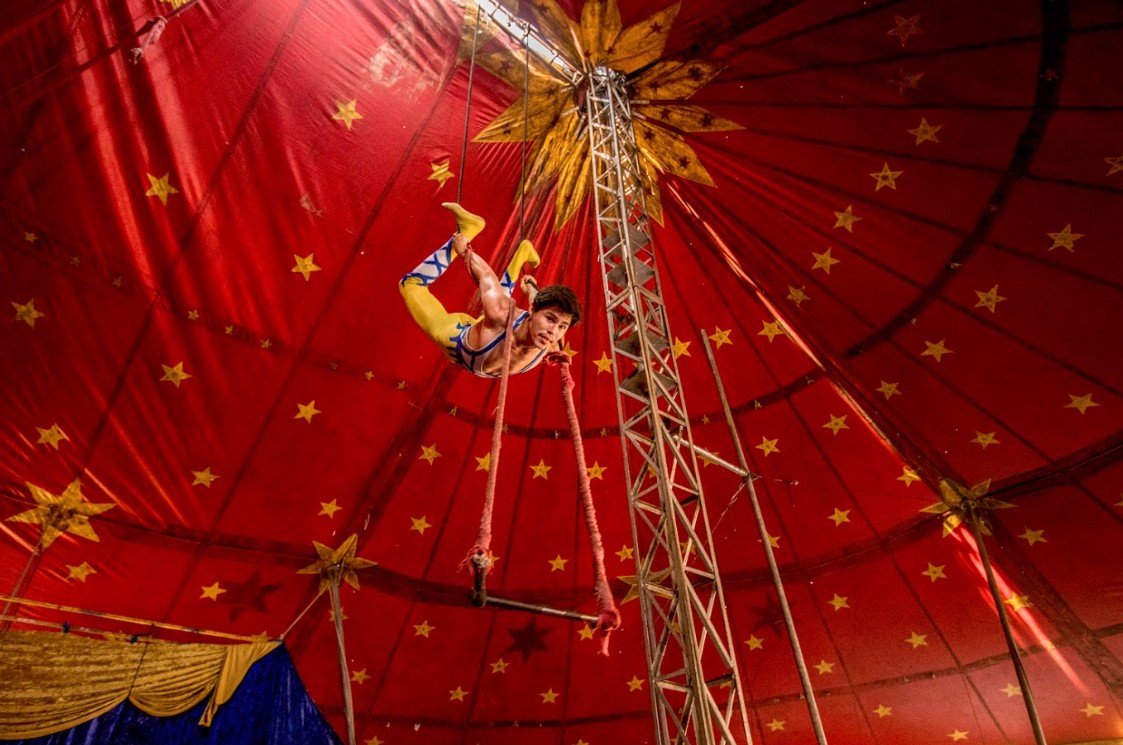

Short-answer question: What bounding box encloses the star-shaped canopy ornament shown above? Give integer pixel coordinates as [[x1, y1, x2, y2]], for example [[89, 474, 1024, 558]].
[[297, 534, 377, 592], [920, 479, 1013, 536], [7, 480, 115, 550]]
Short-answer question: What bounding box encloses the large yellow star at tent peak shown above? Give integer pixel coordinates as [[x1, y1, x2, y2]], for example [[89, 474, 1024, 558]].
[[296, 533, 377, 593], [6, 480, 115, 550], [466, 0, 742, 230]]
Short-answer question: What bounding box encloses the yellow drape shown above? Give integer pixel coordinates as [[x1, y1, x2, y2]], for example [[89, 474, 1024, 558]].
[[0, 631, 278, 739]]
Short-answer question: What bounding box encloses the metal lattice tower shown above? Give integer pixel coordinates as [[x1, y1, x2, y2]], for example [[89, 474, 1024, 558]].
[[583, 66, 752, 745]]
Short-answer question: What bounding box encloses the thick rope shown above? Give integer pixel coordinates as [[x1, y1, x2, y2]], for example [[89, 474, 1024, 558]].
[[456, 5, 483, 205], [547, 351, 621, 654]]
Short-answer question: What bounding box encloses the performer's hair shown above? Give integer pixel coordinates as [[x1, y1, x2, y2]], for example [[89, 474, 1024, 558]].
[[533, 285, 581, 325]]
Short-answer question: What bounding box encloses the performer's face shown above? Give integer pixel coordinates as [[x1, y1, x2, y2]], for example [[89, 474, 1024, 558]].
[[527, 307, 573, 350]]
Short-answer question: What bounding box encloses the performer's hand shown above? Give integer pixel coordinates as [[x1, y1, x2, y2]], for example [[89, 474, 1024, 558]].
[[520, 275, 539, 303]]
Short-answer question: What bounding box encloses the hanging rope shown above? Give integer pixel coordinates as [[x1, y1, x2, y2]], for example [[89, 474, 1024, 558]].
[[456, 5, 483, 206], [518, 28, 530, 242], [547, 351, 621, 654]]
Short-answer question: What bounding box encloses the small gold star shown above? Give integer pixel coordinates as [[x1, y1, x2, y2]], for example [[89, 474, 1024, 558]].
[[708, 327, 732, 348], [24, 231, 38, 243], [319, 499, 342, 518], [1000, 683, 1022, 697], [627, 675, 644, 692], [428, 160, 455, 188], [1004, 593, 1031, 612], [365, 736, 383, 745], [870, 163, 903, 191], [530, 459, 552, 479], [561, 342, 578, 358], [292, 254, 322, 281], [419, 444, 441, 464], [874, 704, 892, 718], [971, 431, 999, 449], [225, 325, 234, 335], [332, 99, 363, 130], [549, 554, 568, 571], [898, 466, 921, 486], [948, 730, 968, 741], [192, 467, 219, 487], [888, 14, 922, 46], [36, 424, 68, 449], [755, 436, 779, 456], [491, 658, 509, 673], [540, 688, 559, 703], [877, 380, 901, 399], [413, 619, 434, 637], [823, 415, 849, 435], [907, 117, 942, 145], [616, 545, 634, 561], [295, 400, 321, 423], [144, 172, 179, 205], [1018, 527, 1046, 546], [744, 634, 764, 651], [578, 624, 595, 640], [475, 453, 491, 471], [922, 563, 947, 582], [351, 668, 369, 684], [833, 204, 861, 232], [974, 284, 1006, 312], [186, 309, 199, 321], [762, 533, 780, 549], [587, 461, 606, 479], [1065, 393, 1099, 414], [766, 719, 785, 732], [448, 686, 468, 702], [260, 338, 273, 349], [1105, 154, 1123, 176], [787, 285, 809, 306], [672, 337, 691, 358], [594, 353, 613, 373], [364, 370, 373, 380], [200, 582, 225, 600], [1081, 703, 1104, 717], [396, 380, 406, 390], [814, 659, 835, 675], [1047, 224, 1084, 252], [160, 362, 192, 388], [828, 593, 849, 611], [906, 631, 928, 649], [410, 516, 431, 535], [922, 339, 954, 362], [67, 561, 96, 582], [828, 508, 851, 527], [758, 320, 785, 342], [812, 247, 841, 273]]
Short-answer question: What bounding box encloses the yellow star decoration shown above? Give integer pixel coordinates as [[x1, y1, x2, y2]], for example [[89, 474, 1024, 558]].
[[672, 337, 691, 358], [7, 480, 114, 550], [578, 624, 595, 640], [898, 466, 921, 486], [947, 729, 969, 742], [475, 453, 491, 472], [1000, 683, 1022, 697], [1081, 703, 1105, 717], [419, 444, 441, 464], [531, 459, 552, 479], [160, 362, 192, 388], [296, 534, 377, 592], [907, 117, 942, 145], [906, 631, 928, 649], [922, 563, 947, 582], [24, 231, 38, 243], [561, 341, 578, 358], [292, 254, 322, 282], [191, 467, 219, 487], [449, 686, 468, 702], [332, 99, 363, 130], [618, 567, 672, 603], [351, 668, 369, 684], [587, 461, 606, 480], [758, 320, 785, 343], [812, 247, 840, 274], [828, 593, 849, 611], [823, 415, 849, 435], [892, 69, 925, 94], [540, 688, 560, 703], [489, 658, 511, 674], [814, 659, 835, 675], [762, 533, 780, 549], [921, 478, 1012, 537], [186, 309, 200, 321], [1105, 154, 1123, 176], [874, 704, 892, 718], [549, 554, 569, 571], [295, 400, 321, 423], [470, 0, 742, 229], [1046, 223, 1084, 252], [828, 508, 851, 527], [594, 352, 613, 373], [744, 634, 764, 651], [921, 339, 952, 362], [36, 424, 68, 449], [627, 675, 644, 692], [144, 172, 179, 205], [766, 719, 785, 732], [833, 204, 861, 232], [888, 14, 923, 47], [971, 431, 999, 449], [870, 162, 903, 191], [11, 299, 46, 327], [974, 284, 1006, 312], [225, 325, 235, 335], [410, 516, 432, 535], [755, 436, 780, 456], [1018, 527, 1046, 546], [877, 381, 901, 400], [318, 499, 342, 519], [67, 561, 96, 582], [328, 607, 348, 623], [1004, 593, 1032, 612], [708, 327, 732, 348], [365, 737, 383, 745], [413, 619, 434, 637], [261, 338, 273, 349], [200, 582, 225, 600], [428, 160, 455, 189], [787, 285, 810, 307], [1065, 393, 1099, 414], [616, 545, 634, 561]]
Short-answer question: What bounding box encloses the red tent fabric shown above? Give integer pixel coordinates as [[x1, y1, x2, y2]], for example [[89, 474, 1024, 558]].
[[2, 0, 1122, 742]]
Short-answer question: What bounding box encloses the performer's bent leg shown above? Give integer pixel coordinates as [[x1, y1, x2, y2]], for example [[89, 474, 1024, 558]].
[[400, 239, 476, 349], [499, 239, 541, 296]]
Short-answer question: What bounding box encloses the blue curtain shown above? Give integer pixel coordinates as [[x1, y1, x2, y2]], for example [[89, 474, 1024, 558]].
[[10, 646, 342, 745]]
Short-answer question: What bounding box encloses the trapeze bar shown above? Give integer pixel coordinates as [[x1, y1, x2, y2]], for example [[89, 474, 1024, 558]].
[[670, 434, 755, 479], [469, 556, 598, 625]]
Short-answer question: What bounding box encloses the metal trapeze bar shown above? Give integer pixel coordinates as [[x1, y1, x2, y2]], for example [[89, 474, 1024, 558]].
[[469, 554, 599, 625]]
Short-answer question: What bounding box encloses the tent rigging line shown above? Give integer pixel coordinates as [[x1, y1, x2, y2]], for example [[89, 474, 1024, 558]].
[[455, 5, 483, 206]]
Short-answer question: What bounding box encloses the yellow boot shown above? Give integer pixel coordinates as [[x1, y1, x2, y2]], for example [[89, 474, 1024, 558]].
[[441, 202, 486, 241], [501, 239, 541, 294]]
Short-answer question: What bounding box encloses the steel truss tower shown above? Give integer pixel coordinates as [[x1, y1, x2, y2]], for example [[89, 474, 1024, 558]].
[[583, 66, 752, 745]]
